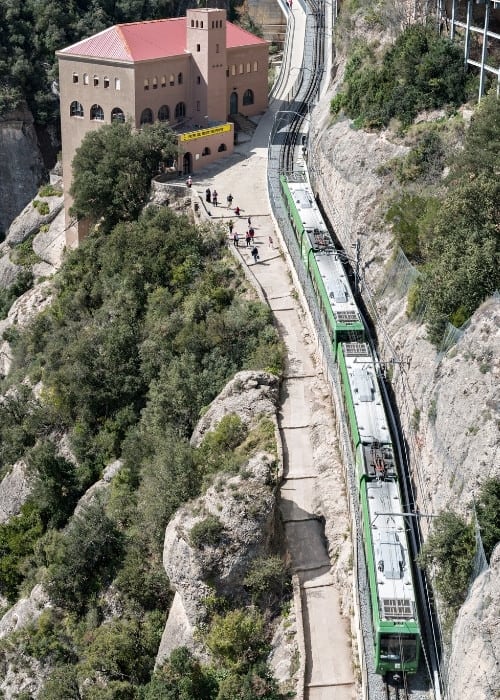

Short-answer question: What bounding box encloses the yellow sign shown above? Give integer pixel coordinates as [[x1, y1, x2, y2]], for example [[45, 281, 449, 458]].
[[179, 123, 232, 142]]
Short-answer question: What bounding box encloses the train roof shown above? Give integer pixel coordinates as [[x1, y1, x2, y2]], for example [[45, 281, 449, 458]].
[[342, 344, 391, 446], [315, 253, 361, 326], [366, 478, 418, 623], [285, 180, 331, 250]]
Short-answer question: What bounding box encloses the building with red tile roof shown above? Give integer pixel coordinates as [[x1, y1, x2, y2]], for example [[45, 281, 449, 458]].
[[57, 8, 269, 247]]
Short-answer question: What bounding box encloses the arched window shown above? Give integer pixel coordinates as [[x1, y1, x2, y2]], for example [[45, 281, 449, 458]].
[[70, 101, 84, 118], [72, 73, 79, 83], [140, 108, 153, 125], [217, 143, 227, 152], [144, 79, 149, 91], [158, 105, 170, 122], [169, 74, 175, 86], [175, 102, 186, 119], [246, 63, 251, 73], [104, 76, 110, 88], [243, 89, 254, 106], [253, 61, 258, 71], [90, 104, 104, 120], [177, 72, 183, 85], [239, 64, 244, 74], [93, 75, 99, 87], [83, 73, 89, 85], [153, 77, 158, 89], [202, 147, 211, 156], [231, 65, 236, 76], [161, 75, 166, 87], [115, 77, 121, 90], [111, 107, 125, 122]]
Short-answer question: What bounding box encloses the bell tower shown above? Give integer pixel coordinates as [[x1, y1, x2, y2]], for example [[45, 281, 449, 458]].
[[186, 8, 227, 124]]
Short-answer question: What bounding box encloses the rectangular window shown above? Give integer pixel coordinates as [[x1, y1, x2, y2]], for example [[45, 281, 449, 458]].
[[72, 73, 78, 83], [231, 65, 236, 76], [161, 75, 166, 87], [197, 44, 201, 52], [93, 75, 99, 87], [197, 76, 201, 84], [84, 74, 89, 85], [253, 61, 258, 71], [246, 63, 251, 73], [115, 77, 121, 90], [144, 79, 149, 90], [104, 77, 109, 88], [239, 64, 244, 74]]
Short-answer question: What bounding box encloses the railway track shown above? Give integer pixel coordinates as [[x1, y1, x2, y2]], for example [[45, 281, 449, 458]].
[[385, 675, 410, 700], [268, 3, 439, 700]]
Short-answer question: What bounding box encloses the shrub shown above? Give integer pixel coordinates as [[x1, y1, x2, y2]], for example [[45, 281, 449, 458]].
[[417, 510, 475, 620], [333, 25, 466, 129], [475, 478, 500, 562], [205, 609, 268, 670], [0, 269, 33, 319], [33, 199, 50, 216], [38, 184, 63, 197], [243, 555, 291, 610], [190, 515, 225, 549]]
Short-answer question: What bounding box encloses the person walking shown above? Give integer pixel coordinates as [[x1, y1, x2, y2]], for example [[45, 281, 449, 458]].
[[268, 235, 274, 248], [235, 206, 240, 217], [186, 175, 192, 187], [227, 193, 233, 208], [246, 231, 251, 247], [228, 219, 234, 235], [212, 189, 218, 206], [233, 231, 239, 247], [251, 246, 259, 264], [205, 188, 211, 203], [247, 216, 252, 227], [249, 227, 255, 243]]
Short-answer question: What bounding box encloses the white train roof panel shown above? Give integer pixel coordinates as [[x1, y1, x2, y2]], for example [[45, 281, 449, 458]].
[[367, 478, 417, 621], [343, 350, 391, 445], [315, 254, 361, 324]]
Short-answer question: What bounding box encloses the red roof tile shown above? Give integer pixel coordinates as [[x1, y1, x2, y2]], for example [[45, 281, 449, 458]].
[[58, 18, 266, 63]]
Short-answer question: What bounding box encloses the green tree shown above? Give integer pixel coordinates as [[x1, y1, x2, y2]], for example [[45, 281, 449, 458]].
[[39, 665, 82, 700], [27, 440, 79, 528], [243, 555, 291, 610], [418, 511, 475, 618], [144, 647, 217, 700], [45, 497, 123, 610], [0, 501, 43, 600], [205, 609, 268, 670], [69, 121, 178, 231], [475, 478, 500, 562]]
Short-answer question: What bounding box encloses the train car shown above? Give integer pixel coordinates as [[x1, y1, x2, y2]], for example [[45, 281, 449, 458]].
[[280, 174, 364, 348], [338, 342, 421, 674], [280, 172, 421, 676]]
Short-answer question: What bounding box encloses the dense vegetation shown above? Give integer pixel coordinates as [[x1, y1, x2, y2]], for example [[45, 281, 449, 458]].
[[418, 478, 500, 626], [70, 121, 178, 231], [386, 92, 500, 343], [0, 165, 286, 695], [330, 25, 466, 129]]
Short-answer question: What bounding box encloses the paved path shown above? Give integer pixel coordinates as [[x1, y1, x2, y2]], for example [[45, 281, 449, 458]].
[[189, 7, 356, 699]]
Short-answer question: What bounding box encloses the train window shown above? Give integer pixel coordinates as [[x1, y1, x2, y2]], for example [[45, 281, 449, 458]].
[[379, 635, 417, 663]]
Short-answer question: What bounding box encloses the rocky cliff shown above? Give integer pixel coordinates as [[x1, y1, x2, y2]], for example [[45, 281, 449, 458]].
[[156, 370, 298, 691], [310, 75, 499, 700], [0, 108, 45, 238]]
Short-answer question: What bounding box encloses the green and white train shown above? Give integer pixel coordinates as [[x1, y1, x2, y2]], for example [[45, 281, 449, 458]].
[[280, 173, 421, 675]]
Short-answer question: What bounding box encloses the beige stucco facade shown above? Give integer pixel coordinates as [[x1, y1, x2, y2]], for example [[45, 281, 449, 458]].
[[57, 8, 269, 247]]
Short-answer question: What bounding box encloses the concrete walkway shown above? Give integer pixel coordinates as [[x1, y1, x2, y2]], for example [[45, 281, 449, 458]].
[[189, 6, 356, 699]]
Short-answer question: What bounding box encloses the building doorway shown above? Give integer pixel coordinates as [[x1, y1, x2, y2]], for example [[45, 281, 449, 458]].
[[229, 91, 238, 115], [183, 153, 192, 174]]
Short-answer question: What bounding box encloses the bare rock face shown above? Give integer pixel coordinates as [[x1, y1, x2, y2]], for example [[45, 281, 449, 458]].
[[0, 460, 32, 524], [156, 370, 280, 667], [447, 544, 500, 700], [6, 196, 64, 248], [312, 85, 499, 700], [0, 247, 22, 289], [74, 459, 123, 516], [0, 108, 44, 237], [191, 370, 280, 446], [0, 585, 52, 700]]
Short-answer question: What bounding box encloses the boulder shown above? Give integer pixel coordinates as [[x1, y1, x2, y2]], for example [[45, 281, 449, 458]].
[[6, 196, 64, 247], [0, 461, 32, 524]]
